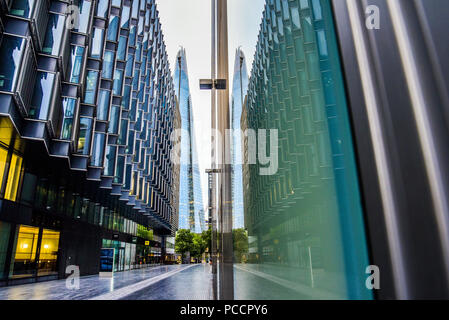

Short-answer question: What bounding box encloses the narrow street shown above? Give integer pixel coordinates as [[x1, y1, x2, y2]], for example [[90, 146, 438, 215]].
[[0, 265, 213, 300]]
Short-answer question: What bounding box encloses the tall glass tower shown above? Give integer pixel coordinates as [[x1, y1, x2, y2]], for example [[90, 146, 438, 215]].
[[231, 48, 248, 230], [174, 48, 205, 234]]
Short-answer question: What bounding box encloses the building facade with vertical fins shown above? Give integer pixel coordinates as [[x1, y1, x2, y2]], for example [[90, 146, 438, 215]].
[[173, 47, 205, 234], [0, 0, 179, 286]]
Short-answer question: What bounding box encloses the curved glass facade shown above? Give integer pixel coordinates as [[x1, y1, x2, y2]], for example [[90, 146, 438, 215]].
[[174, 48, 205, 234]]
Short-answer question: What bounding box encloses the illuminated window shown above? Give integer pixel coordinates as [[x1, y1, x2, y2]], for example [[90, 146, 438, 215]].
[[37, 229, 60, 276], [0, 147, 8, 189], [10, 225, 39, 279], [4, 152, 23, 202]]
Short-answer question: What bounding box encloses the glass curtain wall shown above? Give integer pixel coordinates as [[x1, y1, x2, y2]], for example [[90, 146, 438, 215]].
[[233, 0, 372, 300]]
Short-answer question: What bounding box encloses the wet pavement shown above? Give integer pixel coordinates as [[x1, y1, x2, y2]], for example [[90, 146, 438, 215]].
[[0, 264, 211, 300], [123, 264, 213, 300]]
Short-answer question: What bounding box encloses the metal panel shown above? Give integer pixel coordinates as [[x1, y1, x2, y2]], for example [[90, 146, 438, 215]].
[[332, 0, 449, 299]]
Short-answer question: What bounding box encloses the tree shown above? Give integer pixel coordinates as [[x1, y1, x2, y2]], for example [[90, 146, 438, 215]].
[[175, 229, 194, 260], [233, 228, 249, 263], [201, 228, 211, 252]]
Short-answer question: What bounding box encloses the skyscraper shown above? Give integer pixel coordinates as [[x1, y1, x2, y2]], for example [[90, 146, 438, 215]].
[[0, 0, 178, 285], [174, 48, 205, 234], [230, 48, 248, 230]]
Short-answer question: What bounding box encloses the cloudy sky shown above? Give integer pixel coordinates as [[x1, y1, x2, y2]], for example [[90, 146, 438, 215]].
[[156, 0, 265, 205]]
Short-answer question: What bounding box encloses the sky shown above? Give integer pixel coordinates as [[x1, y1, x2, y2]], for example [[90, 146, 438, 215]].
[[156, 0, 266, 207]]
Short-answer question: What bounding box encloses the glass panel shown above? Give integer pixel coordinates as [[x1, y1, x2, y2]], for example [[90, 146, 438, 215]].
[[0, 146, 8, 190], [0, 222, 11, 279], [42, 14, 66, 56], [74, 0, 92, 34], [0, 36, 26, 92], [10, 225, 39, 279], [29, 72, 56, 120], [5, 152, 23, 202], [77, 117, 93, 154], [10, 0, 36, 18], [229, 0, 372, 300], [68, 45, 85, 84], [37, 229, 60, 276], [60, 98, 76, 140]]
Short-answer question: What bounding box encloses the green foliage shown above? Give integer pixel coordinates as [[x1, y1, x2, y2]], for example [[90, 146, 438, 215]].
[[233, 228, 249, 263], [175, 229, 194, 255], [175, 229, 211, 260]]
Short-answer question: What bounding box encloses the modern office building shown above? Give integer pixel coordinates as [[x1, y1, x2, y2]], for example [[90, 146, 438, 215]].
[[0, 0, 179, 286], [230, 48, 248, 230], [173, 48, 205, 234]]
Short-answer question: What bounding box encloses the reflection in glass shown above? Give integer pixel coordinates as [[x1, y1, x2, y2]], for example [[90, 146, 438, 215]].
[[77, 117, 93, 154], [236, 0, 372, 300], [42, 13, 65, 56], [29, 72, 56, 120], [0, 35, 26, 92], [10, 0, 36, 18]]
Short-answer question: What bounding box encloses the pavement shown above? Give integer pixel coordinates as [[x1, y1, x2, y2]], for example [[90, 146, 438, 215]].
[[0, 264, 213, 300]]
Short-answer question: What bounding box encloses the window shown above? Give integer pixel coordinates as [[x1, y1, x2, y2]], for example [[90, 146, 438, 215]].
[[74, 0, 92, 34], [10, 225, 39, 279], [37, 229, 60, 276], [10, 0, 36, 18], [29, 72, 56, 120], [77, 117, 93, 154], [60, 98, 76, 140], [91, 133, 106, 167], [83, 70, 99, 104], [0, 36, 26, 92], [0, 222, 11, 279], [4, 152, 23, 202], [89, 28, 104, 59], [42, 14, 66, 56], [68, 45, 85, 84]]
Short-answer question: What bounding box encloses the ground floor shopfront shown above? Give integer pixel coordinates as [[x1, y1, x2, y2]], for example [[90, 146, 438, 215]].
[[0, 209, 165, 287]]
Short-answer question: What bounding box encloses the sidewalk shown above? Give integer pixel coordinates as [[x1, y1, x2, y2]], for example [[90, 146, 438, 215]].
[[0, 264, 209, 300]]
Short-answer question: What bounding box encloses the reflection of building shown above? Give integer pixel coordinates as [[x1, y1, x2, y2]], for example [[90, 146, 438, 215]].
[[241, 0, 372, 299], [174, 48, 205, 234], [230, 48, 248, 230], [0, 0, 177, 285]]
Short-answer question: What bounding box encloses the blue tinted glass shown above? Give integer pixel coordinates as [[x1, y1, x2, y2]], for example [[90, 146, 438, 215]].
[[10, 0, 36, 18], [0, 36, 25, 92], [30, 72, 56, 120], [60, 98, 76, 140], [78, 117, 93, 154], [69, 45, 85, 83], [102, 51, 114, 79], [97, 90, 111, 120], [42, 14, 65, 55], [84, 70, 99, 104], [91, 133, 106, 166]]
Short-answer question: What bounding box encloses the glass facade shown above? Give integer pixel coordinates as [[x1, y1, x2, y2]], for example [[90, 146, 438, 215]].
[[0, 0, 179, 284], [237, 0, 372, 300], [174, 48, 205, 234]]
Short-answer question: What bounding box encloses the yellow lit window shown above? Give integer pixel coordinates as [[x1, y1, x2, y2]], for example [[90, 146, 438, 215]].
[[0, 147, 8, 188], [5, 153, 23, 202]]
